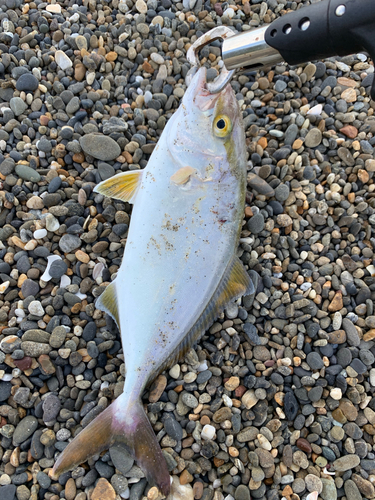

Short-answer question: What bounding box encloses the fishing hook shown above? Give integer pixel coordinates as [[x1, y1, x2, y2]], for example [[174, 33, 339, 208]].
[[186, 26, 236, 93]]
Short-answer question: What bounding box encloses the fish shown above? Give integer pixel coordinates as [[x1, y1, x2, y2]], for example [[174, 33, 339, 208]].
[[50, 66, 254, 496]]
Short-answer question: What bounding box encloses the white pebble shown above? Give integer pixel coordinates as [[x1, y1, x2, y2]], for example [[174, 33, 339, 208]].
[[60, 275, 71, 288], [0, 281, 9, 294], [45, 214, 60, 232], [330, 388, 342, 400], [222, 394, 233, 408], [357, 53, 368, 61], [0, 474, 11, 485], [15, 309, 25, 318], [307, 104, 323, 115], [197, 361, 208, 372], [46, 4, 61, 13], [144, 90, 153, 104], [93, 262, 105, 280], [223, 7, 234, 18], [150, 53, 164, 65], [69, 13, 80, 22], [169, 476, 193, 500], [306, 493, 319, 500], [201, 424, 216, 440], [28, 300, 45, 317], [169, 364, 180, 379], [55, 50, 73, 70], [33, 228, 47, 239]]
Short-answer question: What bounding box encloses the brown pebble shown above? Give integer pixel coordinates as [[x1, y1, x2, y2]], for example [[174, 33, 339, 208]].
[[200, 415, 210, 426], [13, 356, 32, 371], [340, 125, 358, 138], [65, 478, 76, 500], [91, 478, 116, 500], [296, 438, 312, 453], [213, 407, 232, 423], [327, 330, 346, 344], [282, 485, 293, 497], [148, 374, 167, 403], [106, 51, 118, 62], [235, 385, 247, 398], [38, 354, 56, 375], [328, 291, 343, 312], [92, 241, 109, 253], [76, 250, 90, 263], [358, 169, 369, 183], [293, 139, 303, 149], [339, 399, 358, 421], [363, 329, 375, 341], [193, 481, 203, 499], [180, 470, 193, 485], [74, 63, 86, 81], [224, 376, 240, 391]]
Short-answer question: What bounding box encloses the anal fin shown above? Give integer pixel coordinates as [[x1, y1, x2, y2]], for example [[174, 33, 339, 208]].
[[157, 255, 254, 372], [216, 255, 254, 310], [93, 170, 143, 203], [96, 281, 119, 328]]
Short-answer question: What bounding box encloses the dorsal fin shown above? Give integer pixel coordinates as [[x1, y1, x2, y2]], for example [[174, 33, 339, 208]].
[[96, 281, 119, 328], [93, 170, 143, 203]]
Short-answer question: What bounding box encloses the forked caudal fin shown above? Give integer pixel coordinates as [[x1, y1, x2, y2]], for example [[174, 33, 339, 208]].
[[50, 394, 171, 496]]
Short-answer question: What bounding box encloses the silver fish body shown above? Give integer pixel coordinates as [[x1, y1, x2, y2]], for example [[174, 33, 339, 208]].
[[51, 67, 253, 496]]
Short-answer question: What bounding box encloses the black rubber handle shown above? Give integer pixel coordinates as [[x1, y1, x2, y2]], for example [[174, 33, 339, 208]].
[[265, 0, 375, 100]]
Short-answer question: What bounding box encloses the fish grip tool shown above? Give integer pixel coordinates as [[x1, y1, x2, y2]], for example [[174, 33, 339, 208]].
[[221, 0, 375, 99]]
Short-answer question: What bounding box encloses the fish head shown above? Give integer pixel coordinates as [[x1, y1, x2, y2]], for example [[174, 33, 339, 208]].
[[168, 67, 246, 180]]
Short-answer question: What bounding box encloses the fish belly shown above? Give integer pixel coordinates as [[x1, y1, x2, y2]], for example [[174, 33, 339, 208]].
[[117, 140, 243, 379]]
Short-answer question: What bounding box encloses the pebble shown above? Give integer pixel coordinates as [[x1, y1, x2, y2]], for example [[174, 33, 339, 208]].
[[333, 454, 360, 471], [92, 478, 116, 500], [201, 425, 215, 440], [55, 50, 73, 70], [304, 128, 322, 148], [12, 416, 38, 445], [80, 134, 121, 161]]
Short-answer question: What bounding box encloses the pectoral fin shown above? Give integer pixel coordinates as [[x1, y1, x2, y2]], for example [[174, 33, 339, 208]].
[[94, 170, 143, 203], [96, 281, 119, 328], [170, 166, 197, 185]]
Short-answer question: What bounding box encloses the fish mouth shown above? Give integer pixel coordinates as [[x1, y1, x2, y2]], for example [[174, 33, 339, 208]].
[[190, 67, 225, 111]]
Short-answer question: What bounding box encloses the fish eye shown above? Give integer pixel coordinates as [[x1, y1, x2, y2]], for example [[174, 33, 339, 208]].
[[213, 114, 232, 137], [217, 119, 226, 130]]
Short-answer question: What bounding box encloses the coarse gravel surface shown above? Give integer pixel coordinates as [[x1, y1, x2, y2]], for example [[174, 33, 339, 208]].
[[1, 0, 375, 500]]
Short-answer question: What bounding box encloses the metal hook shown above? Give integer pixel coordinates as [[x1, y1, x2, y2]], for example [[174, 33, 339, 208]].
[[186, 26, 236, 93]]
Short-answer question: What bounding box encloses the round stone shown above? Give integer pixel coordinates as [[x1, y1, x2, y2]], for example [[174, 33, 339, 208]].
[[16, 73, 39, 92], [304, 128, 322, 148], [80, 134, 121, 161]]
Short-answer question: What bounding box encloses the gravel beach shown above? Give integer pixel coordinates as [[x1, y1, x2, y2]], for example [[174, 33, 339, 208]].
[[1, 0, 375, 499]]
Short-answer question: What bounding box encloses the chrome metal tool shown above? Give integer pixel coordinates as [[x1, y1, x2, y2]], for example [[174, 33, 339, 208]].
[[221, 0, 375, 99]]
